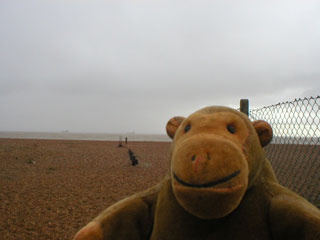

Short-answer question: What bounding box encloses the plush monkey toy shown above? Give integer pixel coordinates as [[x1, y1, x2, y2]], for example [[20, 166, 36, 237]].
[[73, 106, 320, 240]]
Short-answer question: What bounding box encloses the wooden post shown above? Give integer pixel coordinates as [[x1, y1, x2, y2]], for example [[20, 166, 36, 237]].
[[240, 99, 249, 116], [118, 136, 123, 147]]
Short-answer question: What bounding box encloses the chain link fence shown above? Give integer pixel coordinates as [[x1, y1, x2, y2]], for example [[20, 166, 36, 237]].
[[248, 96, 320, 208]]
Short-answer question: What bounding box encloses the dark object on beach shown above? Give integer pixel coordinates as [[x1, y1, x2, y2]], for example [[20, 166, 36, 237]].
[[118, 136, 123, 147], [128, 149, 138, 166], [125, 137, 128, 144]]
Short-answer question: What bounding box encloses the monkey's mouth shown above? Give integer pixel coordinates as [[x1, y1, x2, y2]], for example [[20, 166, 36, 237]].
[[173, 170, 241, 188]]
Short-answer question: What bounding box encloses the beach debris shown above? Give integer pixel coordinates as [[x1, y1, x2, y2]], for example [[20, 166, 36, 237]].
[[26, 159, 36, 164], [128, 149, 138, 166]]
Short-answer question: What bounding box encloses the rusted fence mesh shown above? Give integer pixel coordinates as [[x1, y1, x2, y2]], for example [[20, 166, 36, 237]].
[[249, 96, 320, 208]]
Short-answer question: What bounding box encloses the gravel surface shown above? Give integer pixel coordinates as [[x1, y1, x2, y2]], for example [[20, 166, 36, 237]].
[[1, 139, 318, 239], [0, 139, 171, 240]]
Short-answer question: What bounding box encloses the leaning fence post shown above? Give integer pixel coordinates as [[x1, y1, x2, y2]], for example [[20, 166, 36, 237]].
[[240, 99, 249, 116]]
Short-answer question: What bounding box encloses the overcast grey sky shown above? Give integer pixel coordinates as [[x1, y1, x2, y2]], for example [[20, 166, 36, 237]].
[[0, 0, 319, 134]]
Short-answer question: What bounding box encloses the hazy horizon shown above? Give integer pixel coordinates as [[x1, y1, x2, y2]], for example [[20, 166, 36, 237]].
[[0, 131, 172, 142]]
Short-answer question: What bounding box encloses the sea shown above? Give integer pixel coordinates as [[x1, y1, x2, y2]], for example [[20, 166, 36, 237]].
[[0, 132, 318, 145], [0, 131, 171, 142]]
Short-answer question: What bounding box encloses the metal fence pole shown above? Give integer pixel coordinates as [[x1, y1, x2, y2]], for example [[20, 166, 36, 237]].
[[240, 99, 249, 116]]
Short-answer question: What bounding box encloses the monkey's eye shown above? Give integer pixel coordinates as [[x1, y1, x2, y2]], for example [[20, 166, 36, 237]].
[[227, 124, 236, 134], [184, 124, 191, 133]]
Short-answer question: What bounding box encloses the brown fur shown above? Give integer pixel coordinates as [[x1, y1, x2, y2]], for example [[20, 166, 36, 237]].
[[73, 106, 320, 240]]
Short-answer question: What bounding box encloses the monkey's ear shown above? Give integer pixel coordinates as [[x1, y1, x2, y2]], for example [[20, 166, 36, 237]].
[[166, 116, 185, 139], [252, 120, 273, 147]]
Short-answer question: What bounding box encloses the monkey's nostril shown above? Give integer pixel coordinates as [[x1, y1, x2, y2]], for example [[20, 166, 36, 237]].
[[191, 155, 196, 161], [207, 152, 211, 160]]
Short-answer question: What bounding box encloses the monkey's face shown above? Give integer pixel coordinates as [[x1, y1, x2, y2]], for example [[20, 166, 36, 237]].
[[166, 107, 272, 219]]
